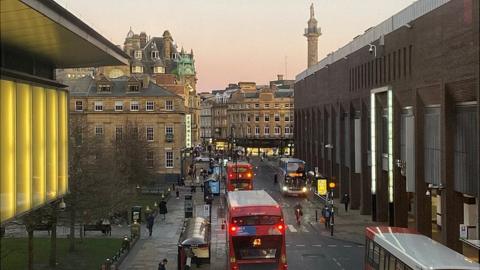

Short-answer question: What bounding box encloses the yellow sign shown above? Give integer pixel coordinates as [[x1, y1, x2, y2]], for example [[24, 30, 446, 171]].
[[329, 182, 336, 189], [317, 179, 327, 195]]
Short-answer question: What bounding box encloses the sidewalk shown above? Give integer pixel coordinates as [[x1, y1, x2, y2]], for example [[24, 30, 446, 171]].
[[307, 195, 382, 245], [119, 187, 187, 270]]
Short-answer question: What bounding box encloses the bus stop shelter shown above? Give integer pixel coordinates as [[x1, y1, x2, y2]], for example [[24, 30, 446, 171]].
[[177, 217, 211, 270]]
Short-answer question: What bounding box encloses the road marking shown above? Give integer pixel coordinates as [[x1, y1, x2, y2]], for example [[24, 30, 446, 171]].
[[287, 225, 297, 232], [332, 257, 345, 270], [300, 226, 309, 233], [295, 244, 305, 247], [344, 245, 352, 248], [357, 245, 364, 248], [312, 244, 322, 247], [327, 245, 337, 247]]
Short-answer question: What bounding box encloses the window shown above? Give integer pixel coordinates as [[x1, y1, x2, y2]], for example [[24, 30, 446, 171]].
[[98, 84, 111, 92], [165, 151, 174, 168], [75, 101, 83, 111], [247, 114, 251, 122], [290, 103, 293, 108], [255, 103, 259, 108], [146, 151, 154, 168], [264, 114, 270, 122], [94, 101, 103, 111], [115, 101, 123, 111], [128, 84, 139, 92], [246, 104, 250, 109], [165, 126, 174, 135], [284, 126, 290, 134], [285, 113, 290, 122], [151, 51, 159, 59], [274, 113, 280, 122], [130, 101, 140, 111], [274, 103, 279, 108], [146, 101, 155, 111], [154, 66, 165, 74], [274, 126, 280, 135], [135, 50, 142, 60], [255, 114, 260, 122], [255, 126, 260, 135], [146, 127, 154, 141], [115, 126, 123, 141], [264, 126, 270, 135], [285, 103, 289, 108], [132, 66, 143, 73], [165, 100, 173, 111], [247, 126, 252, 135], [264, 103, 270, 108], [95, 125, 103, 136]]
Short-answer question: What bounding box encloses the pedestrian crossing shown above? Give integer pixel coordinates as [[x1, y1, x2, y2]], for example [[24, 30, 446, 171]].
[[286, 223, 309, 233]]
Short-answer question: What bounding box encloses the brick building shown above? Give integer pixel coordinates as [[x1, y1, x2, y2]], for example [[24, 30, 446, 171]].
[[294, 0, 479, 256]]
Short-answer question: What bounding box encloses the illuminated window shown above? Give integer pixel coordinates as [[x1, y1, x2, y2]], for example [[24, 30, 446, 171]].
[[135, 50, 142, 60], [94, 101, 103, 111], [165, 151, 174, 168], [132, 66, 143, 73], [146, 127, 154, 141], [75, 101, 83, 111], [115, 101, 123, 111], [130, 101, 139, 111], [154, 66, 165, 74], [146, 101, 154, 111], [165, 100, 173, 111]]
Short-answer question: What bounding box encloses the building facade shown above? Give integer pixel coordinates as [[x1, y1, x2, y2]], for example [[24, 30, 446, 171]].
[[68, 75, 185, 183], [200, 93, 214, 144], [0, 0, 129, 224], [294, 0, 479, 256]]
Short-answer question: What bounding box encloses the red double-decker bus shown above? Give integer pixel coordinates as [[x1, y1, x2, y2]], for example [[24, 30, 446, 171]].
[[226, 162, 254, 192], [226, 190, 287, 270]]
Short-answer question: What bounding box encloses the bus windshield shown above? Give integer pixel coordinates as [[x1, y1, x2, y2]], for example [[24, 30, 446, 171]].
[[232, 215, 282, 226], [230, 179, 251, 190], [286, 162, 304, 173]]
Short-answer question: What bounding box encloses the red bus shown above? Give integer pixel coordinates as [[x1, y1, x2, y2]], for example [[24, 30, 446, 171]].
[[365, 226, 479, 270], [226, 190, 287, 270], [226, 162, 254, 192]]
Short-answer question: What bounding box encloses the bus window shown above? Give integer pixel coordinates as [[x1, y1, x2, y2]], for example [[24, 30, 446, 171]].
[[388, 255, 396, 270], [373, 243, 380, 265], [379, 248, 386, 269]]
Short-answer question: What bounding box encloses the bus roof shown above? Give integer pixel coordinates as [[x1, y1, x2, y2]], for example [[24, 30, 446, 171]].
[[366, 227, 479, 269], [279, 158, 305, 164], [227, 190, 279, 208], [226, 161, 252, 167]]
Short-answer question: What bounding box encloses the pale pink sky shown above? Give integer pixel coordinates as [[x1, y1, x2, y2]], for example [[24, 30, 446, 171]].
[[56, 0, 414, 92]]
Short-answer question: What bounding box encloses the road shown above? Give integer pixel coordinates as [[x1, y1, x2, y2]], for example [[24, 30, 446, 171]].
[[252, 159, 364, 270]]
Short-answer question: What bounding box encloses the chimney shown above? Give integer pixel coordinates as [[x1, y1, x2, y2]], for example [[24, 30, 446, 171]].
[[142, 76, 150, 89], [277, 74, 284, 81]]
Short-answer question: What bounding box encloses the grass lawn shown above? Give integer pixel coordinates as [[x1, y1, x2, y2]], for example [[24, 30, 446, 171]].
[[1, 237, 122, 270]]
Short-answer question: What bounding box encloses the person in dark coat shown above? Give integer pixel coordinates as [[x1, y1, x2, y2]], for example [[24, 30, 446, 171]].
[[158, 258, 168, 270], [146, 214, 155, 236], [159, 200, 168, 220], [321, 205, 331, 229], [342, 193, 350, 212]]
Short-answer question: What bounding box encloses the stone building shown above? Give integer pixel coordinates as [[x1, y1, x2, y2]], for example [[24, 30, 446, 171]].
[[228, 80, 294, 156], [294, 0, 479, 256], [68, 75, 185, 183], [200, 93, 215, 144]]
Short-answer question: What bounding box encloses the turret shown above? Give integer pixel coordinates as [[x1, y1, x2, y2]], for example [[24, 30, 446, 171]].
[[162, 30, 173, 60], [304, 3, 321, 68]]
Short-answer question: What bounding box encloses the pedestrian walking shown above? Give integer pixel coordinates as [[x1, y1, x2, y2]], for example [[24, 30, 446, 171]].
[[321, 205, 331, 229], [158, 258, 168, 270], [341, 193, 350, 212], [146, 213, 154, 236], [159, 200, 168, 220]]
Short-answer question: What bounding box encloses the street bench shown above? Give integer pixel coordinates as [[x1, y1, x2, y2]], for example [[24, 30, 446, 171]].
[[83, 224, 111, 236]]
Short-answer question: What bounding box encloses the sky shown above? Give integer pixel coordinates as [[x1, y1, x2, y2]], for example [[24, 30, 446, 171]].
[[55, 0, 415, 92]]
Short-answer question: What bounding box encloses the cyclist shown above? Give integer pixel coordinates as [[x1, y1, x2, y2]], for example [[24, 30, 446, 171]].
[[294, 203, 303, 225]]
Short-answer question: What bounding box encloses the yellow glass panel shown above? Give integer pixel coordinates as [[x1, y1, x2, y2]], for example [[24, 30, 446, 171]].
[[46, 89, 58, 200], [16, 83, 32, 213], [32, 86, 46, 207], [57, 91, 68, 195], [0, 80, 16, 222]]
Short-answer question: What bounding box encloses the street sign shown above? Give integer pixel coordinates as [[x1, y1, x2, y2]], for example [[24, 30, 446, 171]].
[[203, 204, 210, 218], [317, 178, 327, 195]]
